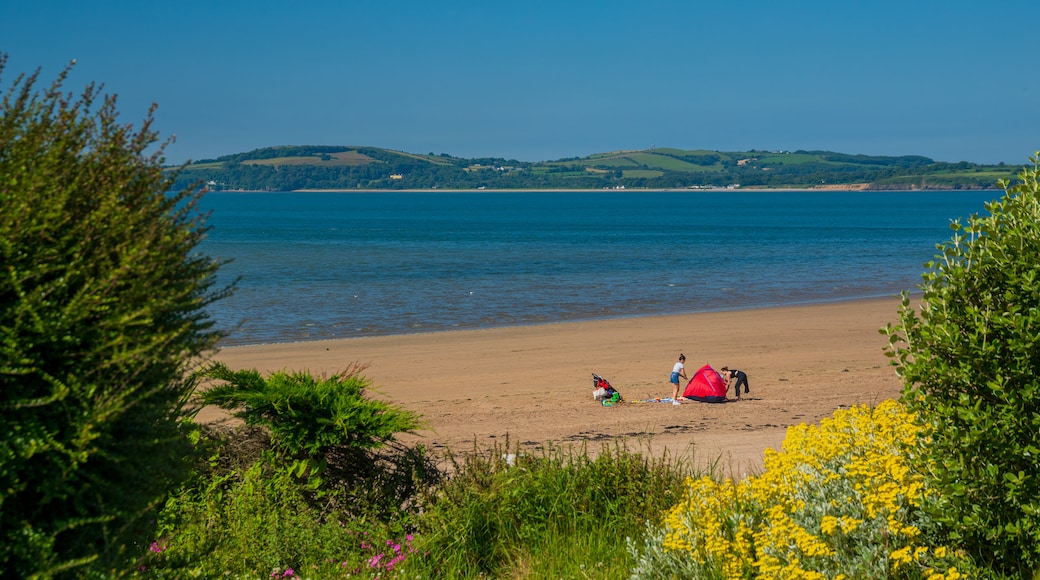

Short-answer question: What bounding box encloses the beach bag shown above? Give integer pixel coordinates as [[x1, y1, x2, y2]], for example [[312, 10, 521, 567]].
[[592, 373, 622, 406]]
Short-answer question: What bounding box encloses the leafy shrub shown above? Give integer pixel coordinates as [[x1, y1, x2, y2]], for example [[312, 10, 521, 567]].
[[884, 154, 1040, 577], [198, 362, 423, 457], [0, 55, 227, 576], [630, 401, 974, 579], [197, 362, 432, 512]]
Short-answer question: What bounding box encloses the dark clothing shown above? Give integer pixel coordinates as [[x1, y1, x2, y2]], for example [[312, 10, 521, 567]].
[[730, 370, 749, 397]]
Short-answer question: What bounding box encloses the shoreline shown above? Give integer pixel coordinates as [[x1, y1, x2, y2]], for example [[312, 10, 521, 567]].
[[215, 293, 915, 349], [201, 296, 908, 478]]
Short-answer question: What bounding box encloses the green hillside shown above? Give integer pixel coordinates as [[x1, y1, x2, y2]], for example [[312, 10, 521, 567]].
[[169, 145, 1017, 191]]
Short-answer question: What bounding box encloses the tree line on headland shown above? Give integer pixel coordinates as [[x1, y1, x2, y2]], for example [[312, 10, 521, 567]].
[[170, 145, 1015, 191]]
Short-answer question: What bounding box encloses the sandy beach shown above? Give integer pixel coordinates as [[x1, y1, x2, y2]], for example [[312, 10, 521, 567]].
[[198, 297, 906, 479]]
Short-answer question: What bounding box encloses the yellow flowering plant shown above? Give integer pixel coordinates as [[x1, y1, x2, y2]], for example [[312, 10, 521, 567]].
[[629, 401, 972, 579]]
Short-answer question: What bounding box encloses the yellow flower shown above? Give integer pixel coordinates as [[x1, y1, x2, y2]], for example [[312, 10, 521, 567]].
[[656, 400, 952, 578], [890, 546, 913, 568], [820, 515, 839, 535]]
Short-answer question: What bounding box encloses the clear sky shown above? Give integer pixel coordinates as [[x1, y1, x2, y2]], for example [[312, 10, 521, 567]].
[[2, 0, 1038, 165]]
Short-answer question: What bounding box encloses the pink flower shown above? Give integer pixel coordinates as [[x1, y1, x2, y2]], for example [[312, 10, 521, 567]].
[[386, 553, 407, 571]]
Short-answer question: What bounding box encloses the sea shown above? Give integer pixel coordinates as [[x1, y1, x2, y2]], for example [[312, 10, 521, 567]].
[[196, 189, 999, 346]]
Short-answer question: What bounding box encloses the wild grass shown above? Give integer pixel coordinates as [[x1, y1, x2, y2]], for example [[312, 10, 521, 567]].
[[406, 438, 695, 578], [132, 428, 702, 579]]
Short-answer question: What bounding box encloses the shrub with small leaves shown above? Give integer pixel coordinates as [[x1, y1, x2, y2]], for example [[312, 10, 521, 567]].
[[884, 153, 1040, 577], [0, 54, 228, 576]]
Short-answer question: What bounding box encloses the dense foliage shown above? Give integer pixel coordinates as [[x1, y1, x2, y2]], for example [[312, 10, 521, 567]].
[[884, 154, 1040, 577], [0, 55, 227, 576], [170, 145, 1012, 192]]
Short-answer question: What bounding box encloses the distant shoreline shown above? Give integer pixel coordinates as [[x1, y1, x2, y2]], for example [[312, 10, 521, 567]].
[[175, 146, 1017, 194], [206, 185, 1002, 194]]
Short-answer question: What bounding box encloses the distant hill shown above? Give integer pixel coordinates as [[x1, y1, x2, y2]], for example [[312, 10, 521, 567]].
[[168, 145, 1016, 191]]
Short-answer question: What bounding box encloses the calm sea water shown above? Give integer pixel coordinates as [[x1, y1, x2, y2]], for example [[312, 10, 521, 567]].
[[197, 189, 998, 346]]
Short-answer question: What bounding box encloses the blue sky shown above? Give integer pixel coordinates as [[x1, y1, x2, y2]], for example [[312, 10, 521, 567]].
[[2, 1, 1038, 165]]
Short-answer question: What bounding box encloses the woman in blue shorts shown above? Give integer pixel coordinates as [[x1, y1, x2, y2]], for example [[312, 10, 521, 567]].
[[669, 354, 688, 405]]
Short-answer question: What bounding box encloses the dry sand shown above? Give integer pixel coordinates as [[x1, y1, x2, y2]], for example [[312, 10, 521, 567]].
[[198, 297, 906, 479]]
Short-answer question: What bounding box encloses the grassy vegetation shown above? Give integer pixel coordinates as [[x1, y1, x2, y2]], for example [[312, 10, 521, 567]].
[[622, 169, 666, 179], [138, 425, 699, 579], [390, 149, 457, 166], [241, 151, 378, 167], [407, 439, 693, 578], [753, 152, 828, 165], [623, 153, 708, 172]]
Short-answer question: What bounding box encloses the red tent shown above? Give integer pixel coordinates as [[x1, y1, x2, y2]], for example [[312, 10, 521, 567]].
[[682, 364, 728, 403]]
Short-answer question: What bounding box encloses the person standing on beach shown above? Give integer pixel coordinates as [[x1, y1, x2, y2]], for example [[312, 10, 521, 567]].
[[669, 354, 688, 405], [721, 367, 749, 401]]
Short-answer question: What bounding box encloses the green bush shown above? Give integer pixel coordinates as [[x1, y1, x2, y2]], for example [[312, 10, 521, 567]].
[[885, 153, 1040, 577], [198, 362, 423, 457], [197, 362, 433, 516], [0, 55, 228, 576]]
